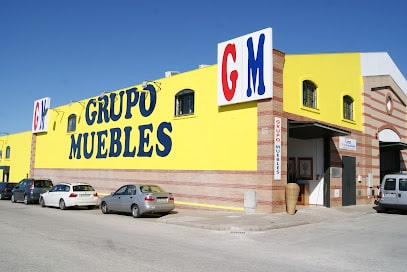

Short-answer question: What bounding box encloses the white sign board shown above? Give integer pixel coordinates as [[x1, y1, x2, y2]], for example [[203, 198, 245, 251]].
[[217, 28, 273, 106], [339, 136, 357, 151], [274, 117, 282, 180], [32, 97, 51, 133]]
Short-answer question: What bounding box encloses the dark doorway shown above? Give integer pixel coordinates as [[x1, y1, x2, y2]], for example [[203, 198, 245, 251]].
[[380, 148, 400, 181], [0, 166, 10, 182], [342, 156, 356, 206], [323, 138, 331, 207]]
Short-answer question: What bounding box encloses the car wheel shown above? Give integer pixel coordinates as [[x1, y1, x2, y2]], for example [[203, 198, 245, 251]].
[[11, 194, 16, 203], [132, 204, 140, 218], [59, 199, 67, 210], [24, 195, 29, 205], [101, 202, 110, 214], [39, 197, 46, 207]]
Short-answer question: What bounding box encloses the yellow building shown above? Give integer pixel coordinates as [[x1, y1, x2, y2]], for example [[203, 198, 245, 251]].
[[284, 52, 362, 131], [2, 29, 406, 213], [34, 66, 258, 172], [284, 52, 407, 207], [0, 131, 32, 182]]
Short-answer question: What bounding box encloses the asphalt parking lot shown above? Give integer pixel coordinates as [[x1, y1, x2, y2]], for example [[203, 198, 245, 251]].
[[2, 200, 406, 272]]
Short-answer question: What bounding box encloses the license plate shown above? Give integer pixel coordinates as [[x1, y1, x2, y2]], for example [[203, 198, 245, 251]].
[[80, 194, 91, 197], [156, 198, 167, 203], [384, 193, 396, 198]]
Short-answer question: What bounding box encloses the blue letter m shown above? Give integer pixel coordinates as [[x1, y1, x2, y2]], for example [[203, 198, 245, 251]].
[[246, 33, 266, 97]]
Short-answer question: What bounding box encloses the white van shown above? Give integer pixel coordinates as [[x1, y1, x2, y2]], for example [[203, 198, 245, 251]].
[[377, 173, 407, 212]]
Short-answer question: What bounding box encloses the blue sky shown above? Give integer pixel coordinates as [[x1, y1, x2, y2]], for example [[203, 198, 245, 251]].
[[1, 0, 406, 134]]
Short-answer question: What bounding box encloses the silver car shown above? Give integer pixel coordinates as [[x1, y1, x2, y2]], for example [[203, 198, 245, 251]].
[[100, 184, 175, 218]]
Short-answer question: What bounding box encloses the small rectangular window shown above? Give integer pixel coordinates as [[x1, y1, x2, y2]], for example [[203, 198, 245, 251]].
[[5, 146, 10, 159], [67, 114, 77, 132], [343, 96, 354, 120], [399, 179, 407, 191], [175, 89, 195, 116], [302, 80, 317, 108], [384, 178, 396, 190]]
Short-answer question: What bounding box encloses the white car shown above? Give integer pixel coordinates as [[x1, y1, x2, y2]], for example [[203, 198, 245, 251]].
[[377, 173, 407, 212], [39, 182, 99, 210]]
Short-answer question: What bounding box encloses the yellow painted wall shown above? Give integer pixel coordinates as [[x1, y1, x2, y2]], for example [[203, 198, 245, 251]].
[[284, 53, 363, 131], [0, 132, 32, 181], [34, 65, 258, 170]]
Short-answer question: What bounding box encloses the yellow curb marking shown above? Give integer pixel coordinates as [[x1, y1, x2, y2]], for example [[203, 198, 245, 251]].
[[175, 201, 244, 211], [98, 193, 244, 211]]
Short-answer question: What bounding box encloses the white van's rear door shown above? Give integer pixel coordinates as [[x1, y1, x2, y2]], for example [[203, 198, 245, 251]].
[[397, 178, 407, 206], [381, 177, 398, 206]]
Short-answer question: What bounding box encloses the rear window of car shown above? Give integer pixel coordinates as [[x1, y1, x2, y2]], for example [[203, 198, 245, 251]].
[[73, 185, 95, 192], [399, 179, 407, 191], [140, 185, 164, 193], [384, 178, 396, 191], [7, 183, 16, 189], [34, 180, 53, 188]]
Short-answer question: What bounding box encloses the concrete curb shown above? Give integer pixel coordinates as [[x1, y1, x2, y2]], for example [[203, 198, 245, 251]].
[[157, 204, 377, 232]]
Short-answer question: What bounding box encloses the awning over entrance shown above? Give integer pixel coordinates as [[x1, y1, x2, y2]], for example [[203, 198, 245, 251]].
[[379, 142, 407, 150], [289, 121, 351, 139]]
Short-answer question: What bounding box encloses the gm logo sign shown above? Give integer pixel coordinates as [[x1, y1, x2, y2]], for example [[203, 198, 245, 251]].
[[32, 97, 51, 133], [217, 28, 273, 106]]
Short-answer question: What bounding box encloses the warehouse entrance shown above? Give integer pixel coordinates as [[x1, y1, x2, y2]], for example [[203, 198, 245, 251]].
[[288, 120, 350, 207], [0, 166, 10, 182], [378, 129, 407, 181]]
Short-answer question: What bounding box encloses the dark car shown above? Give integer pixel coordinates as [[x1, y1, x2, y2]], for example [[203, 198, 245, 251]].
[[0, 182, 17, 200], [100, 184, 175, 218], [11, 178, 53, 204]]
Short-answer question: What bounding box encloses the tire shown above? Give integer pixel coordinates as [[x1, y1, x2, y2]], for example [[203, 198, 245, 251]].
[[39, 197, 46, 207], [11, 194, 16, 203], [132, 204, 140, 218], [101, 202, 110, 214], [59, 199, 67, 210], [24, 195, 29, 205]]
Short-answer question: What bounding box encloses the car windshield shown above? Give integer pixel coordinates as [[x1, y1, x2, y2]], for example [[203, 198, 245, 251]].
[[73, 185, 95, 192], [140, 185, 164, 193]]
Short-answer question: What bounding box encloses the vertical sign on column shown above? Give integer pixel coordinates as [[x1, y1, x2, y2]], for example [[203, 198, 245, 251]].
[[32, 97, 51, 133], [217, 28, 273, 106], [274, 117, 282, 180]]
